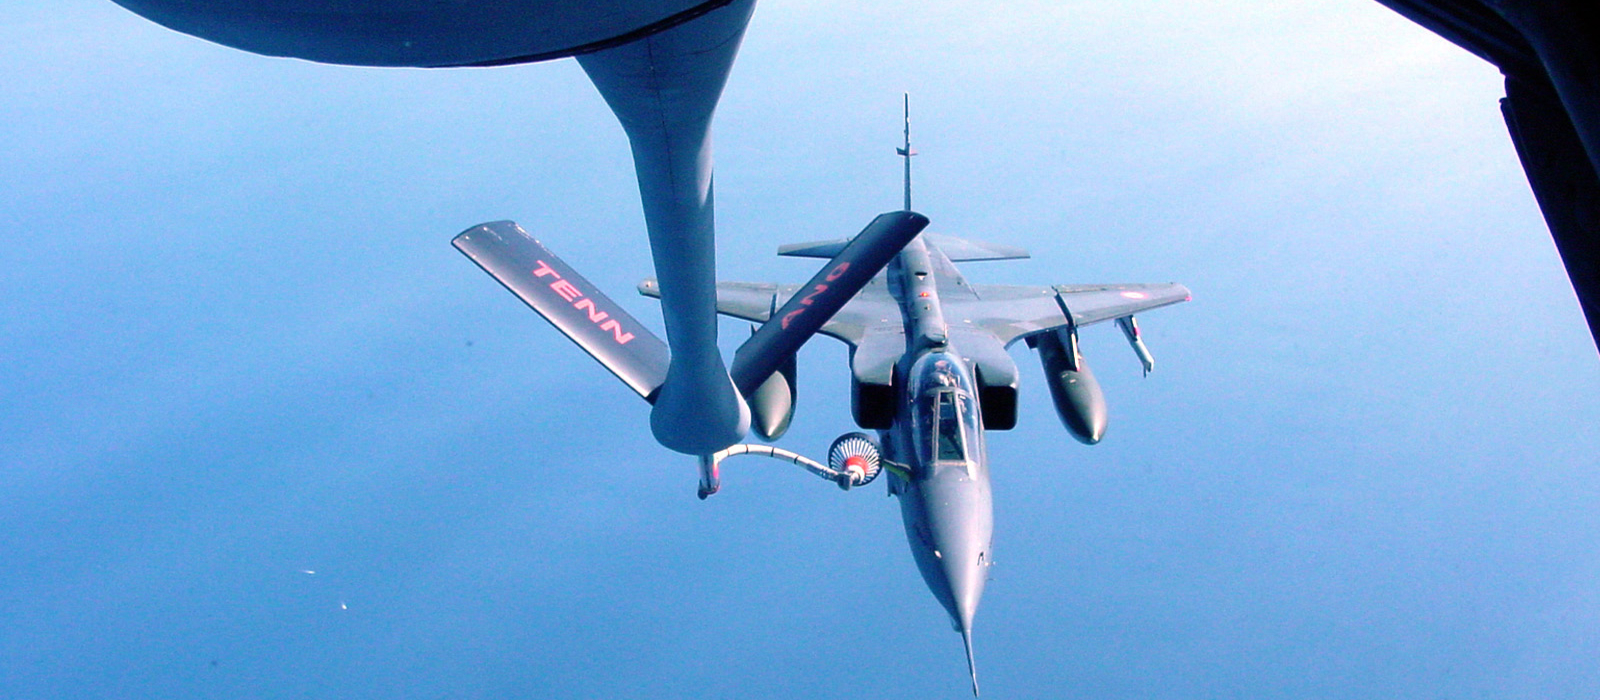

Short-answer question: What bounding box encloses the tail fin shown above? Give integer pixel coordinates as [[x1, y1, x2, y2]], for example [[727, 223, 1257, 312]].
[[453, 221, 669, 401]]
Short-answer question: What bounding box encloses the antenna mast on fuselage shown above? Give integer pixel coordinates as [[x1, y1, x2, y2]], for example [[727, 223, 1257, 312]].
[[896, 93, 916, 211]]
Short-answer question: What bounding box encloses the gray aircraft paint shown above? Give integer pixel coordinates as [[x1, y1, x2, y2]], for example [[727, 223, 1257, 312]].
[[675, 106, 1189, 694], [659, 209, 1188, 695]]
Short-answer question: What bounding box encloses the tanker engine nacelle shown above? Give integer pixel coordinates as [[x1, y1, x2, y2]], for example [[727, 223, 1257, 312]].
[[747, 353, 798, 441], [1030, 327, 1108, 445]]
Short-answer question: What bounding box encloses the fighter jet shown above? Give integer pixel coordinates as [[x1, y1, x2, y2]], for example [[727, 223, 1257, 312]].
[[655, 108, 1188, 695], [458, 103, 1189, 694]]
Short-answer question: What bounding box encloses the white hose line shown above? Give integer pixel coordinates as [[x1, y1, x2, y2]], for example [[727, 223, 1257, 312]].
[[709, 443, 847, 483]]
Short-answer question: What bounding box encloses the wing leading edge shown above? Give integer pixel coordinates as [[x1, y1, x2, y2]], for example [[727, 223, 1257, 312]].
[[959, 283, 1192, 347]]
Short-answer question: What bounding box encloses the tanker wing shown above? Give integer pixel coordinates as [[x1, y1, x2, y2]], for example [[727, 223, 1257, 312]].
[[454, 221, 670, 401]]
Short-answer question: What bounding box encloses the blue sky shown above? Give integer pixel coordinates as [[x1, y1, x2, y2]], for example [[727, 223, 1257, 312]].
[[3, 1, 1598, 698]]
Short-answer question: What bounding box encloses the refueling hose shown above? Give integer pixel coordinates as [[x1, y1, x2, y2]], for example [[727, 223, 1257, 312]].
[[708, 443, 854, 487]]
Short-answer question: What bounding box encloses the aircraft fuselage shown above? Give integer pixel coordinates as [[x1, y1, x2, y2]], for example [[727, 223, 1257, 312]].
[[880, 235, 996, 645]]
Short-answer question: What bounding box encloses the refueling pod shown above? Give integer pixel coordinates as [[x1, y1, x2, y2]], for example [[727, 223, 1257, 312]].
[[1030, 327, 1108, 445]]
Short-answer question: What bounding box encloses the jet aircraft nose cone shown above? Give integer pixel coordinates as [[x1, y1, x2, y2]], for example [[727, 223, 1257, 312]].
[[899, 467, 992, 695], [938, 535, 984, 697], [922, 478, 990, 633], [940, 540, 986, 634], [936, 544, 984, 697], [934, 504, 988, 696]]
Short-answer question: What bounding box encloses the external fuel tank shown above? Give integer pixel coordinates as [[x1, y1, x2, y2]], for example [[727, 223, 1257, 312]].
[[1032, 328, 1108, 445]]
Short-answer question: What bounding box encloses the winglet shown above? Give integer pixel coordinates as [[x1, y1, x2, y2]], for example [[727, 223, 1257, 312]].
[[962, 626, 980, 697]]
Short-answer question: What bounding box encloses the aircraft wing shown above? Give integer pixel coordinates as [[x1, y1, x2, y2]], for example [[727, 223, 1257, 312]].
[[456, 221, 670, 401], [645, 279, 1188, 348], [639, 278, 899, 348], [960, 282, 1192, 346]]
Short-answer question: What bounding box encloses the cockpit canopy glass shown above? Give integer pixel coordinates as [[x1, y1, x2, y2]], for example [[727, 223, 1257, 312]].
[[935, 390, 966, 462], [911, 352, 976, 466]]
